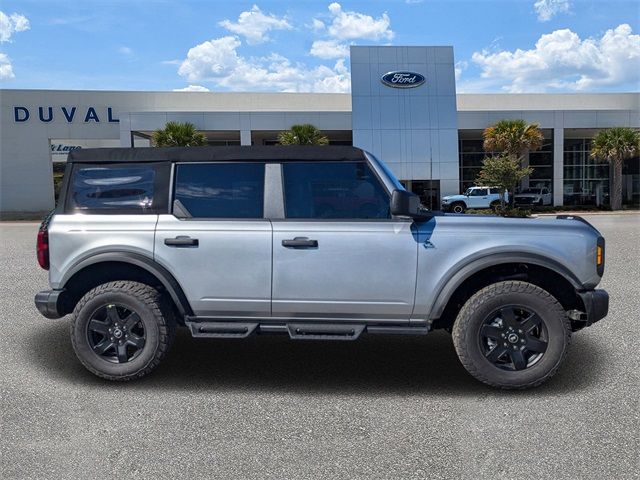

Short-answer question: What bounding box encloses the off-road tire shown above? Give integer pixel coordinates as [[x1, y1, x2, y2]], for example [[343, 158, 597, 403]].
[[70, 281, 176, 381], [452, 281, 571, 389]]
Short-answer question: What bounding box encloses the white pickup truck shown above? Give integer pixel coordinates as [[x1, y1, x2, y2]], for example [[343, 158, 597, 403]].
[[441, 186, 507, 213]]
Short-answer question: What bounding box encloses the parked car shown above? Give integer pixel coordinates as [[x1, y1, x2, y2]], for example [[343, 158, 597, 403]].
[[441, 186, 507, 213], [515, 187, 552, 206], [35, 146, 608, 389]]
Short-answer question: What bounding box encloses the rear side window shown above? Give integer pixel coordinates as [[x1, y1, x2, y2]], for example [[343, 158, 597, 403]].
[[282, 161, 390, 219], [174, 163, 265, 218], [68, 165, 156, 212]]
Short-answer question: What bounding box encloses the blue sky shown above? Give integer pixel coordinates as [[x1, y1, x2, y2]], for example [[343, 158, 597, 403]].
[[0, 0, 638, 93]]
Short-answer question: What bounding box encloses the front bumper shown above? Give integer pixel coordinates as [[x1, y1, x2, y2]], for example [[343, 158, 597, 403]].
[[577, 289, 609, 327], [34, 289, 67, 319]]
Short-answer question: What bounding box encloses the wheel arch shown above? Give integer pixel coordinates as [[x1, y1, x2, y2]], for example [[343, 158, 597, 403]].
[[430, 253, 585, 329], [59, 252, 193, 318]]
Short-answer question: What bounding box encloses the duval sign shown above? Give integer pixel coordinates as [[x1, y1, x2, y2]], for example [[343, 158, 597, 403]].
[[380, 71, 426, 89], [13, 106, 119, 123]]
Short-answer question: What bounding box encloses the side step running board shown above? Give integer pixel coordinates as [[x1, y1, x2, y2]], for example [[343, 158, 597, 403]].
[[187, 321, 258, 338], [287, 323, 365, 341]]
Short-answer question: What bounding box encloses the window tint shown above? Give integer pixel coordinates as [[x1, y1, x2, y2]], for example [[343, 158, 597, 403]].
[[69, 165, 155, 211], [469, 188, 487, 196], [282, 162, 390, 219], [489, 188, 500, 194], [175, 163, 264, 218]]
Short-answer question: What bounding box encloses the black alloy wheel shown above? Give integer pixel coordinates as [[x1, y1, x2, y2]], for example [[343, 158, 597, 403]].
[[479, 305, 548, 371], [87, 303, 146, 364], [70, 281, 175, 381], [452, 281, 571, 389]]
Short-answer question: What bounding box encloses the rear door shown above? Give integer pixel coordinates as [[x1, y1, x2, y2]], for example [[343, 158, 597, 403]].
[[271, 161, 418, 322], [154, 162, 272, 318]]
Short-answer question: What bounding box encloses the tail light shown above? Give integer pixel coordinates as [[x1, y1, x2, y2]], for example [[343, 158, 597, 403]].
[[37, 229, 49, 270]]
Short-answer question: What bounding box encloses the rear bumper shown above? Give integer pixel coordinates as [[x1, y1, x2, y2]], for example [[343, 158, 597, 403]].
[[34, 289, 67, 319], [577, 289, 609, 326]]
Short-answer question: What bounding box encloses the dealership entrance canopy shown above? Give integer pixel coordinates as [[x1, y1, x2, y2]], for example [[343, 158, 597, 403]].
[[1, 45, 638, 213]]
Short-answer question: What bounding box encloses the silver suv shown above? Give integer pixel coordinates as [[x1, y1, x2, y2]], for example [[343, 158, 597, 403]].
[[35, 146, 608, 389]]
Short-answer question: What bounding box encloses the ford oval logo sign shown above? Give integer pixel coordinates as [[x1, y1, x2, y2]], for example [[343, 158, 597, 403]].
[[381, 71, 426, 89]]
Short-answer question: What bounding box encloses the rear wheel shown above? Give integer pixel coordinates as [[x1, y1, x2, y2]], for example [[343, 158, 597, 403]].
[[70, 281, 175, 381], [452, 281, 570, 389]]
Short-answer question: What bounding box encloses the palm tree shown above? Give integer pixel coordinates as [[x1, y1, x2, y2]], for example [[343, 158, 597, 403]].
[[590, 127, 640, 210], [152, 121, 207, 147], [278, 124, 329, 145], [483, 119, 544, 159], [482, 119, 544, 206]]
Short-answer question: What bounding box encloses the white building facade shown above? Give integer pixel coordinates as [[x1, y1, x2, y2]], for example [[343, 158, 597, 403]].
[[1, 45, 638, 214]]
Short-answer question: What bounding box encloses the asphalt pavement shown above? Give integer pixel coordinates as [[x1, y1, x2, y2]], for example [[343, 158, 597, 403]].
[[1, 214, 638, 479]]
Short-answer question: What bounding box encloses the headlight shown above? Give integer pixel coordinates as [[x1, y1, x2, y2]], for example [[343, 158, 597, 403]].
[[442, 199, 449, 203]]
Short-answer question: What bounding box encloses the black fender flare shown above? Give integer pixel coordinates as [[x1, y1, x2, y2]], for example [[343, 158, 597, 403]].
[[429, 252, 583, 319], [61, 251, 193, 316]]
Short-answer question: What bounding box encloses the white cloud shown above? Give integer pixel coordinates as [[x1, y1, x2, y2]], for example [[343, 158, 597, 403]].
[[0, 52, 14, 79], [118, 46, 134, 56], [325, 3, 393, 41], [533, 0, 571, 22], [0, 11, 29, 43], [454, 60, 468, 82], [219, 5, 291, 45], [173, 85, 210, 92], [177, 35, 350, 93], [471, 24, 640, 92], [178, 36, 243, 82], [311, 18, 325, 32], [310, 39, 350, 60]]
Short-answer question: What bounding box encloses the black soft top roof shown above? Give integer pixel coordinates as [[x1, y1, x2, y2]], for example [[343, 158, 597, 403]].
[[67, 145, 367, 163]]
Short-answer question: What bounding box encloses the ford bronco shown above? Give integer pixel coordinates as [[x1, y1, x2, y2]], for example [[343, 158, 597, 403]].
[[35, 146, 608, 389]]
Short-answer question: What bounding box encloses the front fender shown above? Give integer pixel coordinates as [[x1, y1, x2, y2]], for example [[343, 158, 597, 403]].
[[425, 251, 583, 320]]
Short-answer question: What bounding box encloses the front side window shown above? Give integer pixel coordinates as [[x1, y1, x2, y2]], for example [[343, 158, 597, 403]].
[[282, 161, 390, 219], [174, 163, 265, 218], [69, 165, 155, 211], [468, 188, 487, 196]]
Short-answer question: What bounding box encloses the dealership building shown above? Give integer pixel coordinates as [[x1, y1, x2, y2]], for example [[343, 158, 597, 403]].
[[1, 45, 638, 214]]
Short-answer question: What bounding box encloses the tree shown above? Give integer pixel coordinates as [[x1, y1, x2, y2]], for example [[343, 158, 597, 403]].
[[476, 155, 533, 210], [483, 119, 544, 206], [590, 127, 640, 210], [278, 124, 329, 145], [152, 121, 207, 147], [483, 119, 544, 158]]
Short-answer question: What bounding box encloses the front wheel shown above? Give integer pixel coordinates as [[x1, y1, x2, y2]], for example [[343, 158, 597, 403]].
[[452, 281, 571, 389], [451, 202, 466, 214], [70, 281, 175, 381]]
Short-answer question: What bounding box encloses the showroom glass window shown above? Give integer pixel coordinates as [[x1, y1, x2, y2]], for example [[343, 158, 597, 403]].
[[563, 139, 610, 206], [174, 163, 265, 218], [282, 162, 390, 219]]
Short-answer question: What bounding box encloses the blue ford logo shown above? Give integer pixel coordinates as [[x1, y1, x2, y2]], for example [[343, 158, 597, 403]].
[[381, 71, 426, 89]]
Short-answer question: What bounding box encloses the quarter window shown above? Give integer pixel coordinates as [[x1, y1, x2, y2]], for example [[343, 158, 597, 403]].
[[69, 165, 155, 211], [174, 163, 265, 218], [282, 162, 390, 219]]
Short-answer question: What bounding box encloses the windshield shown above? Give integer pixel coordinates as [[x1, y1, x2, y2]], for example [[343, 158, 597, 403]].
[[519, 188, 539, 194]]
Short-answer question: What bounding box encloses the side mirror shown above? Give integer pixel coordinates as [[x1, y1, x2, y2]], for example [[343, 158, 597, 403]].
[[390, 189, 425, 218]]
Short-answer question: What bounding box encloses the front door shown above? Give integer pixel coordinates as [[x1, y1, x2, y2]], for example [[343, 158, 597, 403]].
[[154, 162, 272, 318], [271, 161, 418, 322]]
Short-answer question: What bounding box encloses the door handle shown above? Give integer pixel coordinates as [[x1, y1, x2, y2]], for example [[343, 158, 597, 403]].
[[282, 237, 318, 248], [164, 236, 199, 247]]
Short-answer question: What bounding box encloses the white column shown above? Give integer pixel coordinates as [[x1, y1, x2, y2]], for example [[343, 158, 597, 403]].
[[240, 129, 251, 146], [119, 113, 133, 147], [553, 127, 564, 206]]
